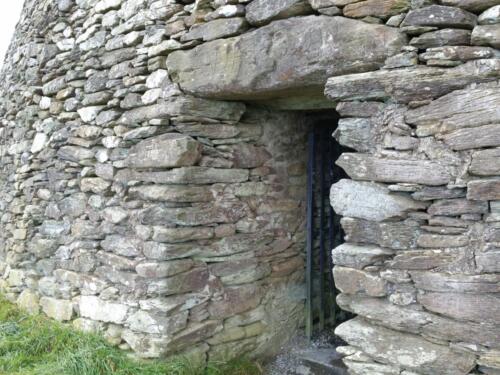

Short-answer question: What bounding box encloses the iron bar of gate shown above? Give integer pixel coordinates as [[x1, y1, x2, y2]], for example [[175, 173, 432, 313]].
[[327, 125, 337, 326], [318, 127, 326, 331], [305, 129, 315, 341]]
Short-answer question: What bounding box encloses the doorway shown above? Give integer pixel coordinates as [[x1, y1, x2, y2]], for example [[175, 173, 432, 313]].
[[304, 112, 352, 339]]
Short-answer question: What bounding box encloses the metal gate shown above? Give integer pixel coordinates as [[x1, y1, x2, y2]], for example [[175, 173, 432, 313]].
[[305, 119, 349, 339]]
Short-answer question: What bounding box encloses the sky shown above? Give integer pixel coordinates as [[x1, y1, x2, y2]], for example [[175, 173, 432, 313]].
[[0, 2, 25, 68]]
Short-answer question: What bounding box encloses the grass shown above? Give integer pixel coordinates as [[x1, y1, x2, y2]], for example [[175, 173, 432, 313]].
[[0, 296, 262, 375]]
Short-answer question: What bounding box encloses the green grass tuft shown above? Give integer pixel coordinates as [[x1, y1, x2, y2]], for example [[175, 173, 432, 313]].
[[0, 296, 262, 375]]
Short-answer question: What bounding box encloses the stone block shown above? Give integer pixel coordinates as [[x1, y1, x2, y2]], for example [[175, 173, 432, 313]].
[[401, 5, 477, 29], [325, 59, 500, 103], [344, 0, 410, 18], [126, 133, 202, 169], [472, 24, 500, 48], [335, 318, 476, 375], [331, 243, 394, 269], [246, 0, 313, 25], [182, 18, 248, 42], [330, 179, 426, 222], [167, 16, 406, 101], [333, 266, 387, 296], [418, 292, 500, 324], [17, 290, 40, 315], [79, 296, 129, 324], [336, 153, 452, 186], [428, 198, 489, 216], [40, 297, 74, 321], [467, 179, 500, 200]]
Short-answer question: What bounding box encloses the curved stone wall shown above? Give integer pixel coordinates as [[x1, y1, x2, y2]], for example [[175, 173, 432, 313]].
[[0, 0, 499, 373]]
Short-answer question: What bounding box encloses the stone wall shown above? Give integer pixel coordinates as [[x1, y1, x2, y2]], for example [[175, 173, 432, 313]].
[[0, 0, 499, 373]]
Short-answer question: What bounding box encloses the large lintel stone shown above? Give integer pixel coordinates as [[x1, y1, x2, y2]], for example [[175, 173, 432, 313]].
[[167, 16, 406, 101]]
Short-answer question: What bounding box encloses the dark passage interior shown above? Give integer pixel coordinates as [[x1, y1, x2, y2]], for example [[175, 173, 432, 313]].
[[305, 112, 353, 339]]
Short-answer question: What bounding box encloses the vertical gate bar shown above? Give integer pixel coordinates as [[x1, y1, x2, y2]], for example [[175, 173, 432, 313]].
[[318, 126, 326, 331], [305, 128, 315, 340], [327, 126, 337, 326]]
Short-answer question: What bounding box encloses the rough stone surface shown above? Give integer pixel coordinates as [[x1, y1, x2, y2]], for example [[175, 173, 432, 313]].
[[330, 179, 426, 221], [167, 16, 406, 101], [1, 0, 499, 370]]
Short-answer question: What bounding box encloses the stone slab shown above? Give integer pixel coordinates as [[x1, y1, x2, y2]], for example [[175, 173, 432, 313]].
[[325, 59, 500, 103], [336, 153, 452, 186], [167, 16, 406, 101], [330, 179, 426, 222]]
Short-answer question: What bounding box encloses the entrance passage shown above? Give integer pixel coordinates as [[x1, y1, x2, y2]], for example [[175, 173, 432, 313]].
[[305, 115, 350, 339]]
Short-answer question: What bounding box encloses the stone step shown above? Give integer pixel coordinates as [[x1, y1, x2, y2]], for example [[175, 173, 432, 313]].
[[295, 348, 349, 375], [264, 332, 349, 375]]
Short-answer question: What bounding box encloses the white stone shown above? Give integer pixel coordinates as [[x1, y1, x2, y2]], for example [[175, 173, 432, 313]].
[[330, 179, 426, 222], [31, 133, 48, 153], [79, 296, 129, 324], [146, 69, 169, 89], [95, 0, 122, 13], [479, 5, 500, 25], [39, 97, 52, 110], [102, 135, 121, 148], [78, 106, 104, 123]]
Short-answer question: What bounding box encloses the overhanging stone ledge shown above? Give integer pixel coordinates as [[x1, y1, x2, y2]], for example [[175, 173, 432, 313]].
[[166, 15, 407, 103]]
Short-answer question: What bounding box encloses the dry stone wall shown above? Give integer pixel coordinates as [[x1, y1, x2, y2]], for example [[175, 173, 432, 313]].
[[0, 0, 499, 373]]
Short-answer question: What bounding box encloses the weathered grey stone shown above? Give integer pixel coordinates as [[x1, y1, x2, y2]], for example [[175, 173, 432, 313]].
[[406, 85, 500, 136], [126, 310, 188, 335], [336, 101, 385, 118], [57, 146, 94, 163], [119, 96, 246, 124], [17, 290, 40, 315], [419, 46, 497, 63], [147, 267, 209, 296], [417, 233, 468, 248], [167, 16, 406, 101], [410, 29, 471, 48], [402, 5, 477, 29], [338, 294, 500, 349], [101, 235, 142, 257], [388, 249, 463, 269], [80, 178, 111, 194], [331, 180, 426, 222], [333, 266, 387, 296], [152, 227, 214, 243], [336, 318, 476, 375], [116, 167, 249, 185], [210, 260, 271, 285], [40, 297, 74, 321], [471, 147, 500, 176], [208, 284, 263, 319], [126, 134, 202, 169], [182, 18, 248, 42], [333, 118, 374, 152], [472, 24, 500, 48], [336, 153, 452, 186], [332, 243, 394, 269], [138, 202, 249, 226], [440, 0, 500, 12], [341, 217, 420, 250], [412, 186, 465, 201], [476, 250, 500, 272], [418, 292, 500, 324], [467, 179, 500, 200], [246, 0, 313, 26], [428, 198, 489, 216], [129, 185, 213, 202], [344, 0, 410, 18], [411, 271, 500, 293], [79, 296, 129, 324], [325, 59, 500, 103], [136, 260, 194, 278], [479, 5, 500, 24], [441, 123, 500, 150]]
